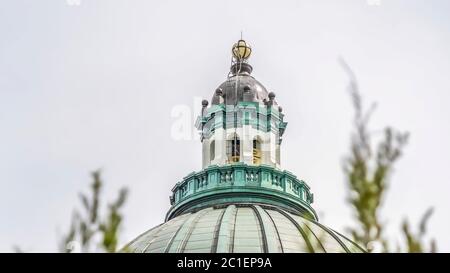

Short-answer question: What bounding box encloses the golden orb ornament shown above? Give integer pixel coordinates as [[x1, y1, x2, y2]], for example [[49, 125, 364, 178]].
[[232, 39, 252, 61]]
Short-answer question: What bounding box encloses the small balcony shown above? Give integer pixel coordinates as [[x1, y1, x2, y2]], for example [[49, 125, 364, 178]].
[[167, 164, 316, 221]]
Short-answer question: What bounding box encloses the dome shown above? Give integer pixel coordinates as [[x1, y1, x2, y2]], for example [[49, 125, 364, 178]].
[[123, 40, 365, 254], [211, 63, 275, 106], [124, 204, 364, 253]]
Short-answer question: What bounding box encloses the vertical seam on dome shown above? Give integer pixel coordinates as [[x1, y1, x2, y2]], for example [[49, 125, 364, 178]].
[[309, 220, 351, 253], [230, 205, 239, 253], [249, 205, 269, 253], [163, 214, 193, 253], [304, 224, 327, 253], [122, 223, 163, 252], [272, 207, 315, 253], [262, 207, 284, 253], [215, 205, 237, 253], [177, 209, 211, 253], [210, 207, 227, 253], [142, 214, 188, 253], [142, 227, 166, 253]]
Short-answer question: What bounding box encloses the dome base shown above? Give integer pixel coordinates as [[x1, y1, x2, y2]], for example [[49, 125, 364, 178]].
[[167, 164, 316, 221], [123, 203, 365, 253]]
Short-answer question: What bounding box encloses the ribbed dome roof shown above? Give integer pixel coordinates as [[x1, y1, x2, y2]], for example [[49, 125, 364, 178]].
[[124, 204, 364, 253]]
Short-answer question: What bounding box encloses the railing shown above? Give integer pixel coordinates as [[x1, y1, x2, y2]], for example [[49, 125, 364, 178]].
[[170, 164, 313, 208]]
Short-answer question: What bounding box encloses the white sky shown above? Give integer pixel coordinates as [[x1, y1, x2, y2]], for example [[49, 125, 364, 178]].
[[0, 0, 449, 252]]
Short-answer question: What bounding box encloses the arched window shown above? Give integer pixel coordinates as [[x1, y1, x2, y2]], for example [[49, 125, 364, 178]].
[[253, 138, 261, 165], [210, 140, 215, 161], [227, 134, 240, 163]]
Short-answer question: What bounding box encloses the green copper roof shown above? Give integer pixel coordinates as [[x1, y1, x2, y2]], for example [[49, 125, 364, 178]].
[[167, 164, 316, 221], [124, 204, 365, 253]]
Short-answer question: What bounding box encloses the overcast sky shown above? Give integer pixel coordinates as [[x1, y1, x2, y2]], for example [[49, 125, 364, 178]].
[[1, 0, 449, 252]]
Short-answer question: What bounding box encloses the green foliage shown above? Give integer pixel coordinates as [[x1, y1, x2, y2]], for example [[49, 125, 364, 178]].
[[400, 208, 437, 253], [99, 188, 128, 253], [340, 59, 435, 253], [60, 170, 128, 253]]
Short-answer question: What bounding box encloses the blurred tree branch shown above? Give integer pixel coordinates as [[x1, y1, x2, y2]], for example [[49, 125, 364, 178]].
[[401, 208, 437, 253], [60, 170, 128, 253], [340, 58, 435, 253]]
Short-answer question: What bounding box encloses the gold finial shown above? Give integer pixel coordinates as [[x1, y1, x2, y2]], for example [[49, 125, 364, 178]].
[[232, 39, 252, 61]]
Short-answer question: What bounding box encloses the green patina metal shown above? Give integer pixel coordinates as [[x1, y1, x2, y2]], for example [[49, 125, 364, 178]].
[[197, 102, 287, 140], [123, 40, 366, 253], [125, 204, 366, 253], [166, 163, 316, 221]]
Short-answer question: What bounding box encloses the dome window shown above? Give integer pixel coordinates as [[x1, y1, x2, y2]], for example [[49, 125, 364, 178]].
[[253, 138, 262, 165], [227, 134, 240, 163]]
